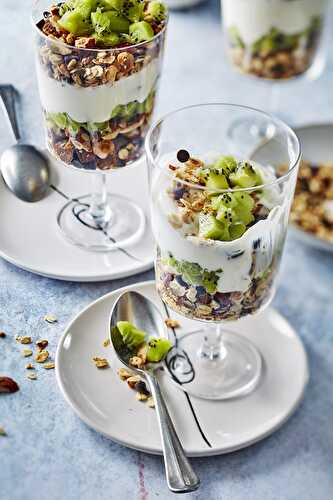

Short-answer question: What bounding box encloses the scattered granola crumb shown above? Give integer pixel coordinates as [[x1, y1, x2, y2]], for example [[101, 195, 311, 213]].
[[136, 392, 148, 402], [43, 362, 55, 370], [0, 427, 7, 436], [25, 363, 34, 370], [22, 349, 33, 358], [36, 339, 48, 351], [126, 375, 141, 389], [147, 397, 155, 408], [118, 367, 132, 380], [44, 314, 57, 324], [165, 318, 180, 329], [35, 350, 49, 363], [0, 332, 6, 338], [92, 357, 109, 369], [16, 336, 32, 344], [103, 338, 110, 348], [0, 377, 19, 394], [27, 373, 37, 381]]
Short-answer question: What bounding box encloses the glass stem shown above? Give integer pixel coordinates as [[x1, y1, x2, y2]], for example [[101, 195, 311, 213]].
[[199, 325, 227, 361], [88, 172, 111, 227]]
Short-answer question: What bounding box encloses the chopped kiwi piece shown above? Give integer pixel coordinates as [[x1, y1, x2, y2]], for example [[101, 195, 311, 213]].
[[129, 21, 154, 42], [91, 10, 130, 34], [48, 112, 68, 130], [117, 321, 146, 350], [146, 1, 167, 22], [93, 31, 121, 45], [215, 191, 255, 226], [146, 337, 172, 362], [229, 223, 246, 240], [202, 270, 219, 294], [199, 213, 230, 241], [58, 10, 93, 35], [228, 26, 245, 49], [213, 155, 237, 176], [124, 0, 145, 23], [206, 171, 229, 190], [229, 161, 262, 188]]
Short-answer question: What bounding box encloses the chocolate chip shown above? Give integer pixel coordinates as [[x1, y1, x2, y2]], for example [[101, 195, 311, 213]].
[[177, 149, 190, 163]]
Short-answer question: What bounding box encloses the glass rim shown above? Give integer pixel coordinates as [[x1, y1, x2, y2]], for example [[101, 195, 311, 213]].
[[145, 102, 301, 193], [31, 0, 168, 53]]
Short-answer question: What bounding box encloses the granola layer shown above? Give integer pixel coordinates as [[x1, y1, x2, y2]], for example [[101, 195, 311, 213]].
[[227, 16, 323, 79]]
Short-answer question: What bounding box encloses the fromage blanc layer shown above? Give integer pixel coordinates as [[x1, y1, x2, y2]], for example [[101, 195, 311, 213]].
[[36, 58, 159, 123], [223, 0, 328, 45]]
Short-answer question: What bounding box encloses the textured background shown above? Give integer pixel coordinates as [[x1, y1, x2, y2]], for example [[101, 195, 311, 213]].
[[1, 1, 333, 499]]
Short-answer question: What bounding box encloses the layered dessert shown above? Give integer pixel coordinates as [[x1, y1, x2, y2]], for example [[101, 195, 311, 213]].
[[35, 0, 167, 170], [223, 0, 329, 79], [151, 151, 288, 321]]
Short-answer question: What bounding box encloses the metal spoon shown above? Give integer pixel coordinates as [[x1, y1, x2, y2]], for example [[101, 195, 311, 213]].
[[0, 84, 50, 202], [109, 291, 200, 494]]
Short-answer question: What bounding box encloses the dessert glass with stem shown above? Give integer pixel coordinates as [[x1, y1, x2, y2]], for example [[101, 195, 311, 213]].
[[222, 0, 331, 139], [32, 0, 167, 251], [146, 103, 301, 400]]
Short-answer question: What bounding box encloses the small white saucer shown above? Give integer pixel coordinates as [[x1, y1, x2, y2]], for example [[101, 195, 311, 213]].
[[0, 153, 154, 281], [56, 280, 309, 457]]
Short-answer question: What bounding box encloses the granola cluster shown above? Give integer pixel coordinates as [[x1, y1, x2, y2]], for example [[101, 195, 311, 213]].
[[227, 17, 323, 79], [290, 161, 333, 243]]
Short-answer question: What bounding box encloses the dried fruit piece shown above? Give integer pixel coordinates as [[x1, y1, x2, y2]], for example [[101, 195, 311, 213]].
[[0, 332, 6, 338], [164, 318, 180, 329], [25, 363, 34, 370], [0, 377, 19, 394], [36, 339, 48, 351], [16, 335, 32, 344], [27, 373, 37, 381], [134, 380, 150, 396], [103, 338, 110, 348], [44, 314, 57, 324], [92, 357, 109, 369], [22, 349, 33, 358], [118, 367, 132, 380], [43, 362, 55, 370], [35, 350, 49, 363]]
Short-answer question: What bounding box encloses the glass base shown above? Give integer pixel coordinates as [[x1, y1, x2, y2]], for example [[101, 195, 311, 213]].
[[167, 329, 262, 400], [57, 193, 145, 252]]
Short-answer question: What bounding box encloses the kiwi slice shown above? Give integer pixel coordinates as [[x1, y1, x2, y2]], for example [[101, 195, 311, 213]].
[[58, 10, 93, 35], [117, 321, 146, 350], [229, 161, 262, 188], [199, 213, 230, 241], [129, 20, 154, 42], [91, 10, 130, 34], [213, 155, 237, 176], [206, 171, 229, 191], [146, 1, 167, 22], [229, 222, 246, 240], [146, 337, 172, 363]]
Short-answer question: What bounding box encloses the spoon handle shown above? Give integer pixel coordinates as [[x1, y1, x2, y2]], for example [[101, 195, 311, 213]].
[[0, 85, 20, 142], [145, 372, 200, 493]]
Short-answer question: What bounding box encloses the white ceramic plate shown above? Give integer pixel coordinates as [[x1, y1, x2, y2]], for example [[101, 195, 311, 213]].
[[291, 123, 333, 253], [0, 153, 154, 281], [56, 281, 309, 457]]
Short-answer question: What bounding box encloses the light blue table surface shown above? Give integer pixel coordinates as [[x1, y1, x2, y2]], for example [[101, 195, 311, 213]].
[[1, 1, 333, 499]]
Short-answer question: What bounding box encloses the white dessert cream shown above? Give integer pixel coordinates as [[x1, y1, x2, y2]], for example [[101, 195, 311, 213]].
[[222, 0, 329, 45], [36, 58, 159, 123], [151, 159, 286, 294]]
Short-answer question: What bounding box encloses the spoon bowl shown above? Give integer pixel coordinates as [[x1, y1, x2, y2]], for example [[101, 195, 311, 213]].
[[109, 290, 200, 494], [1, 144, 50, 202]]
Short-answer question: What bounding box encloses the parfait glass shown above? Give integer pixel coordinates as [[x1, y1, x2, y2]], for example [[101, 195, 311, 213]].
[[222, 0, 331, 140], [32, 0, 167, 251], [146, 103, 300, 400]]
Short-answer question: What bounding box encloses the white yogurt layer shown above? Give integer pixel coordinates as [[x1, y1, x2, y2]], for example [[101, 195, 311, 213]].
[[222, 0, 329, 45], [36, 58, 159, 123], [151, 163, 287, 294]]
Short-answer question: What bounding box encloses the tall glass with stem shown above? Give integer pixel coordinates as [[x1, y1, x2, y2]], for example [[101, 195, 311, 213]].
[[146, 103, 300, 400], [222, 0, 331, 139], [32, 0, 167, 251]]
